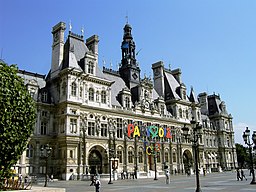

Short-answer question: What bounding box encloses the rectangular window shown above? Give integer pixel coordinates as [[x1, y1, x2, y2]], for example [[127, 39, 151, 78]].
[[40, 122, 47, 135], [70, 118, 77, 133], [101, 123, 107, 137], [88, 122, 95, 136], [128, 151, 133, 163], [42, 111, 47, 117], [88, 62, 94, 74]]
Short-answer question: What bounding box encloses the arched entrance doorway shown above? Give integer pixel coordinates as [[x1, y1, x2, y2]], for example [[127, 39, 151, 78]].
[[88, 150, 102, 174], [183, 150, 193, 175]]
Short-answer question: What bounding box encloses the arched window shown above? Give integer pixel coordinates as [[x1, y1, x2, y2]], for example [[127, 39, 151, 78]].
[[89, 88, 94, 101], [101, 91, 106, 104], [71, 82, 77, 96]]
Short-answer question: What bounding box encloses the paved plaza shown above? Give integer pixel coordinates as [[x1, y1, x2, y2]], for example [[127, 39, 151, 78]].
[[35, 170, 256, 192]]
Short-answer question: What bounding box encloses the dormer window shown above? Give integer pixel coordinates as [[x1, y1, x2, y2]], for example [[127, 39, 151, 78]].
[[125, 97, 130, 108], [71, 82, 77, 96], [42, 91, 47, 102], [88, 61, 94, 74]]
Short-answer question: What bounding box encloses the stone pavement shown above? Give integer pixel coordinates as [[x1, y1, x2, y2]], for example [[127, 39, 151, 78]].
[[33, 170, 256, 192]]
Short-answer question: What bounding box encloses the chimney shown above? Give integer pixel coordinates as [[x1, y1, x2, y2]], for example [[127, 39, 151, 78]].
[[51, 22, 66, 78]]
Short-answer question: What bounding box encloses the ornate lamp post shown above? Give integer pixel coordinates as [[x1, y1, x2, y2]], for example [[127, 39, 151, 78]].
[[242, 127, 256, 184], [153, 147, 158, 181], [108, 130, 116, 184], [182, 118, 202, 192], [40, 144, 52, 187]]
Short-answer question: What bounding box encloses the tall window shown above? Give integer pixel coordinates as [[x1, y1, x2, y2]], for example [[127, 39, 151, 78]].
[[179, 108, 182, 118], [40, 122, 47, 135], [165, 152, 169, 162], [62, 82, 66, 95], [88, 61, 94, 74], [101, 91, 106, 104], [117, 118, 123, 138], [160, 105, 165, 115], [42, 91, 47, 102], [88, 122, 95, 136], [186, 110, 189, 119], [117, 151, 123, 163], [101, 123, 107, 137], [71, 82, 77, 96], [138, 151, 143, 163], [70, 118, 77, 133], [89, 88, 94, 101], [26, 144, 33, 158], [128, 151, 133, 163], [125, 97, 130, 108], [80, 87, 83, 97], [173, 152, 177, 162]]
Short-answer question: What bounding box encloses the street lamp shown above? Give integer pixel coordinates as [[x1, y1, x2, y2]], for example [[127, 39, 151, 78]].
[[108, 130, 116, 184], [40, 144, 52, 187], [242, 127, 256, 184], [182, 118, 202, 192]]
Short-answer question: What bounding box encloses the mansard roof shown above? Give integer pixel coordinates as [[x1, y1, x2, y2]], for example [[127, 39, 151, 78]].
[[164, 71, 181, 100], [103, 69, 128, 107], [62, 32, 89, 70]]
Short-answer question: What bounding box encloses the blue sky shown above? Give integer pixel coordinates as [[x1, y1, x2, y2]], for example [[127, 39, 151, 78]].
[[1, 0, 256, 144]]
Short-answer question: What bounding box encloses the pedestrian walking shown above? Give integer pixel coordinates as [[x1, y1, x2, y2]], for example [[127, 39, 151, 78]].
[[165, 169, 170, 184], [241, 169, 247, 181], [236, 169, 241, 181], [94, 177, 101, 192], [90, 175, 95, 186]]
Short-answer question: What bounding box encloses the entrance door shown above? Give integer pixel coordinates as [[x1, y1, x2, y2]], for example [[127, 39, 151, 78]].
[[88, 150, 102, 174], [183, 150, 193, 175]]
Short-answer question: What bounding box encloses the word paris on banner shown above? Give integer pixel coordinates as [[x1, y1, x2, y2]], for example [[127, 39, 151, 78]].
[[126, 124, 172, 156]]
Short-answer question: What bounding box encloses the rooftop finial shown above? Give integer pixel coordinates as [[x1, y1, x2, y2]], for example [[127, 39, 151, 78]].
[[125, 12, 129, 24], [102, 56, 106, 68], [169, 63, 171, 70], [69, 20, 72, 32], [81, 26, 84, 37], [110, 61, 112, 69]]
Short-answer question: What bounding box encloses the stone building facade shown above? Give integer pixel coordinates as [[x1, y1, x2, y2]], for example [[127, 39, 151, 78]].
[[14, 21, 237, 180]]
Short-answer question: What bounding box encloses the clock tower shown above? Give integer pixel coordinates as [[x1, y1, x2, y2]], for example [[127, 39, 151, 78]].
[[51, 22, 66, 79], [119, 23, 141, 89]]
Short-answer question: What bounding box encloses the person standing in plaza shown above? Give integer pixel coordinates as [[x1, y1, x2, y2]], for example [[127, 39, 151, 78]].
[[94, 177, 101, 192], [165, 169, 170, 184], [236, 169, 241, 181]]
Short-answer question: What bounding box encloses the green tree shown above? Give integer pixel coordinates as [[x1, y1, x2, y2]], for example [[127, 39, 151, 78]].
[[235, 143, 250, 168], [0, 61, 36, 188]]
